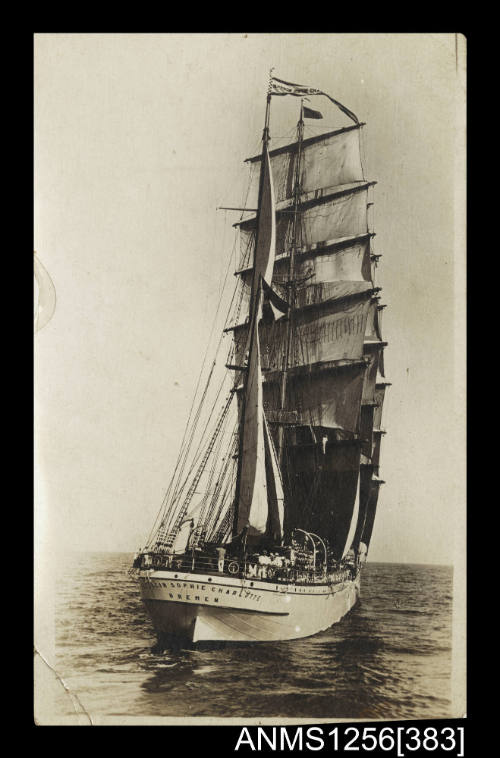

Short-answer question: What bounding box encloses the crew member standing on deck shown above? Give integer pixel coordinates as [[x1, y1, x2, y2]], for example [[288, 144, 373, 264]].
[[216, 545, 226, 573], [258, 550, 271, 578], [186, 519, 195, 550]]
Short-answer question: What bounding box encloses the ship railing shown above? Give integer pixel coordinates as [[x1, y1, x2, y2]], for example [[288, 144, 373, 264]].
[[135, 551, 355, 585]]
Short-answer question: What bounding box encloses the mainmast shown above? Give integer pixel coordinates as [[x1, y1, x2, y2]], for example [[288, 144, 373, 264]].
[[277, 100, 305, 463]]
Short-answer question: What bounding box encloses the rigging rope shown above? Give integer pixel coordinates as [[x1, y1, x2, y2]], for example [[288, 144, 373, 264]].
[[155, 388, 235, 547], [144, 163, 253, 549]]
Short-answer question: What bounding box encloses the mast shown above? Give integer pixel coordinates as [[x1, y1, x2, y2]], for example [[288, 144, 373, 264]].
[[226, 81, 385, 558], [231, 80, 273, 539], [277, 100, 305, 463]]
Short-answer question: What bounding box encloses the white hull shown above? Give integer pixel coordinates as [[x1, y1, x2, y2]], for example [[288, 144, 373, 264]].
[[139, 569, 360, 643]]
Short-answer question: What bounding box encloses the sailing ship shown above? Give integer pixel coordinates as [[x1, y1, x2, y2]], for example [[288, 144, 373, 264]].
[[132, 74, 389, 645]]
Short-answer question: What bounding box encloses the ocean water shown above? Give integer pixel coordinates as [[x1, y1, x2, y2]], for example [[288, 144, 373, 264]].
[[52, 553, 453, 720]]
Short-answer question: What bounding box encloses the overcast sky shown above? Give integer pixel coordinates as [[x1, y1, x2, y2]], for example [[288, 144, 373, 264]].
[[34, 33, 465, 565]]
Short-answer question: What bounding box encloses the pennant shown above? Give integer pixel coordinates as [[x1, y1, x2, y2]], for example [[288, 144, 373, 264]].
[[303, 105, 323, 119], [270, 76, 359, 125]]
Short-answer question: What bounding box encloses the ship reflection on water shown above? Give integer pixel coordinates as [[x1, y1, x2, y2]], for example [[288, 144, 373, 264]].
[[54, 552, 453, 720]]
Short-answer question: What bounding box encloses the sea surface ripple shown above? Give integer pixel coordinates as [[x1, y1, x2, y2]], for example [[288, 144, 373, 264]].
[[53, 553, 453, 720]]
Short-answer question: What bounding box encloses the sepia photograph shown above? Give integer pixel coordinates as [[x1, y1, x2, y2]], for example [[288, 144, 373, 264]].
[[34, 32, 466, 726]]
